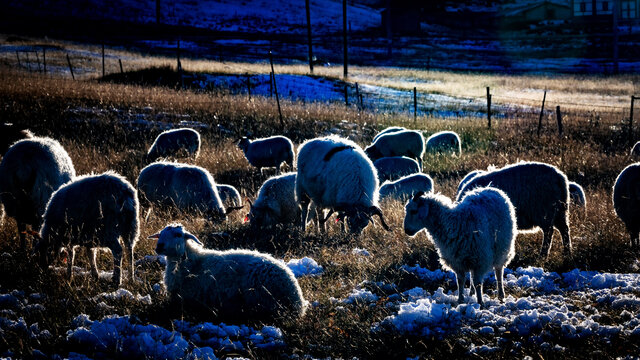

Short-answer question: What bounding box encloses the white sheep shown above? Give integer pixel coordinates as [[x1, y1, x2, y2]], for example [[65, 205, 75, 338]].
[[372, 126, 405, 143], [0, 137, 75, 250], [631, 142, 640, 159], [37, 171, 139, 286], [137, 162, 244, 222], [569, 181, 587, 211], [0, 123, 33, 156], [248, 172, 300, 228], [613, 163, 640, 247], [425, 131, 461, 156], [379, 173, 434, 202], [146, 128, 201, 162], [364, 130, 425, 170], [237, 136, 294, 174], [404, 187, 517, 305], [296, 136, 390, 235], [151, 223, 307, 321], [216, 184, 242, 208], [457, 161, 571, 259], [373, 156, 421, 182]]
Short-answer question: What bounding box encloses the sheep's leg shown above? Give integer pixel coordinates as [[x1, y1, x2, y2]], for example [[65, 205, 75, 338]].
[[299, 196, 310, 231], [472, 272, 484, 306], [90, 248, 99, 280], [455, 272, 466, 304], [17, 222, 27, 252], [67, 247, 76, 283], [111, 244, 123, 287], [495, 267, 505, 301], [469, 275, 476, 299], [554, 214, 572, 257], [539, 225, 554, 260]]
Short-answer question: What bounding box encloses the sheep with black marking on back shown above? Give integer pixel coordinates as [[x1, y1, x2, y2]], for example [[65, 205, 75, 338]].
[[569, 181, 587, 211], [372, 126, 405, 143], [0, 137, 75, 250], [36, 171, 139, 286], [146, 128, 201, 162], [457, 161, 571, 259], [373, 156, 421, 182], [151, 223, 307, 322], [296, 136, 390, 235], [0, 123, 33, 156], [379, 173, 434, 202], [248, 172, 300, 229], [425, 131, 461, 156], [364, 130, 425, 170], [137, 162, 243, 222], [216, 184, 242, 208], [237, 136, 294, 174], [404, 187, 517, 305], [613, 163, 640, 247]]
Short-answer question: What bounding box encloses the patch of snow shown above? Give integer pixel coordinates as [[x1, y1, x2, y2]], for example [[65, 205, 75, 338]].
[[286, 257, 324, 277]]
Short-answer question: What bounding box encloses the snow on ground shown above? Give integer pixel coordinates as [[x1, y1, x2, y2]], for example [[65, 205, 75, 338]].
[[286, 257, 324, 277]]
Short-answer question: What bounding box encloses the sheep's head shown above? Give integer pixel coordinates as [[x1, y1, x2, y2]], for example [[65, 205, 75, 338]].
[[247, 201, 274, 228], [150, 224, 202, 258], [236, 137, 251, 152], [364, 145, 381, 162], [404, 192, 428, 237], [340, 205, 390, 235]]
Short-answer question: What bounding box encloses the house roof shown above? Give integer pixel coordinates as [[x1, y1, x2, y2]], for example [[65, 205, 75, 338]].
[[501, 0, 570, 17]]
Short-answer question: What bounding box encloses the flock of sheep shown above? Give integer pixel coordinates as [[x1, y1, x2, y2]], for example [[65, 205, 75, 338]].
[[0, 122, 639, 322]]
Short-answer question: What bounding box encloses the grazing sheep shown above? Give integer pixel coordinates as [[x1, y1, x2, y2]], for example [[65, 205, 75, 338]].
[[296, 136, 389, 235], [631, 142, 640, 159], [237, 136, 295, 174], [372, 126, 405, 143], [146, 128, 201, 162], [248, 172, 300, 228], [613, 163, 640, 247], [379, 173, 434, 202], [457, 170, 486, 194], [217, 184, 242, 208], [151, 223, 307, 321], [373, 156, 421, 182], [425, 131, 461, 156], [457, 161, 571, 259], [37, 172, 139, 286], [0, 123, 33, 156], [0, 137, 75, 250], [137, 162, 242, 222], [364, 130, 425, 170], [404, 188, 517, 305], [569, 181, 587, 210]]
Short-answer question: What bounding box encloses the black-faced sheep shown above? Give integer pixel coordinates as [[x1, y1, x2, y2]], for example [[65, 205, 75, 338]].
[[379, 173, 434, 202], [217, 184, 242, 208], [137, 162, 243, 222], [613, 163, 640, 247], [296, 136, 389, 235], [404, 188, 517, 305], [0, 123, 33, 156], [237, 136, 294, 174], [457, 161, 571, 259], [151, 224, 307, 322], [146, 128, 201, 162], [37, 172, 139, 286], [373, 156, 421, 182], [0, 137, 75, 250], [569, 181, 586, 211], [248, 172, 300, 229], [372, 126, 405, 143], [364, 130, 425, 171], [425, 131, 461, 156]]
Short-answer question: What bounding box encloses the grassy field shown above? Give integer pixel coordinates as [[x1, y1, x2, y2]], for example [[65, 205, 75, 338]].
[[1, 36, 639, 359]]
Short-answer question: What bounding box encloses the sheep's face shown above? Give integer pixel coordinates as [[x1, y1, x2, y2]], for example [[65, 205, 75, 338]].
[[404, 197, 426, 237], [154, 225, 200, 258], [237, 137, 251, 152], [347, 212, 370, 235], [248, 206, 274, 228], [364, 146, 381, 162]]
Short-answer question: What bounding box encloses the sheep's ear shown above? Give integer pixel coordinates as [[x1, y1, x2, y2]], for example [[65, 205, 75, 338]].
[[148, 233, 161, 239], [368, 206, 391, 231], [184, 232, 202, 245]]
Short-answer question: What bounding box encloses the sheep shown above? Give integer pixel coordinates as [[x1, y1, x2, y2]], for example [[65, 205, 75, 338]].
[[379, 173, 434, 202], [296, 135, 390, 235], [364, 130, 425, 170], [425, 131, 461, 156], [612, 163, 640, 247], [137, 162, 243, 222], [457, 161, 571, 259], [456, 170, 486, 194], [569, 181, 587, 210], [146, 128, 201, 162], [0, 137, 75, 250], [237, 136, 295, 174], [151, 223, 307, 321], [373, 156, 421, 182], [216, 184, 242, 208], [36, 171, 139, 286], [0, 123, 33, 156], [372, 126, 405, 143], [404, 187, 517, 306], [631, 142, 640, 159], [247, 172, 300, 228]]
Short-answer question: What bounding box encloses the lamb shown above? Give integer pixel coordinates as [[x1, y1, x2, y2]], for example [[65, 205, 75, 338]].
[[217, 184, 242, 208], [237, 136, 295, 174], [373, 156, 421, 182], [0, 137, 75, 250], [0, 123, 33, 155], [146, 128, 201, 162], [612, 163, 640, 247], [457, 161, 571, 259], [36, 172, 139, 286], [151, 223, 307, 322], [137, 162, 243, 222], [631, 142, 640, 159], [404, 188, 517, 306], [364, 130, 425, 170], [425, 131, 461, 156], [372, 126, 405, 143], [296, 135, 390, 235], [456, 170, 486, 194], [569, 181, 587, 210], [379, 173, 434, 202], [248, 172, 300, 228]]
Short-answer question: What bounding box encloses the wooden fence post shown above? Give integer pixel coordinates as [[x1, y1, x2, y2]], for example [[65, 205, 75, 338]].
[[66, 54, 75, 80], [305, 0, 313, 73], [342, 0, 348, 78], [413, 87, 417, 122], [42, 47, 46, 74], [25, 52, 31, 72], [119, 59, 124, 74], [16, 51, 21, 67], [34, 51, 42, 72], [269, 51, 284, 128], [355, 82, 360, 109], [537, 90, 547, 137], [556, 106, 563, 137], [631, 95, 636, 145], [486, 86, 491, 129], [269, 72, 273, 98]]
